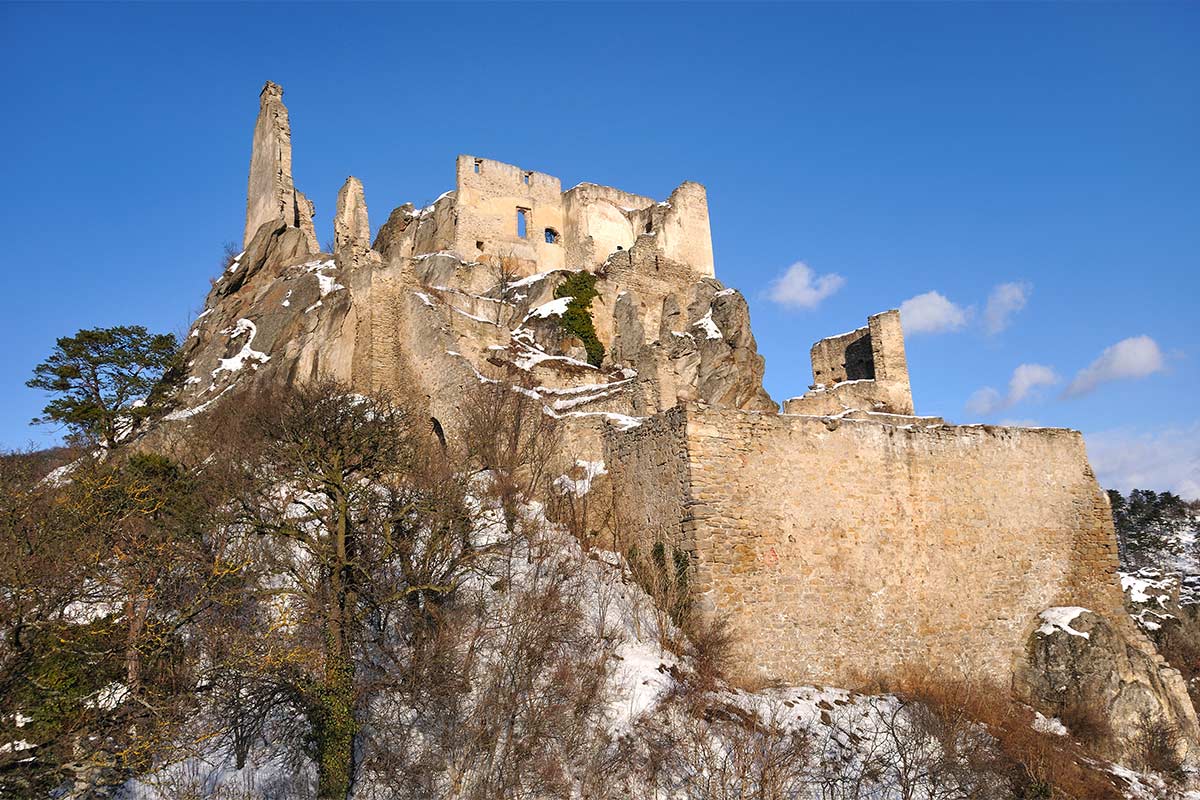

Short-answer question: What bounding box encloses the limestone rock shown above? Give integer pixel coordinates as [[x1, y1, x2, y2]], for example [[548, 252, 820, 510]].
[[295, 189, 319, 254], [694, 287, 777, 411], [243, 81, 316, 257], [335, 176, 371, 255], [223, 219, 309, 297], [245, 82, 297, 248], [1019, 607, 1199, 761]]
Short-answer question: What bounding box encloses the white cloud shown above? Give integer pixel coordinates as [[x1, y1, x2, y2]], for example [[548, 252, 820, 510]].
[[767, 262, 845, 310], [1066, 335, 1165, 396], [1008, 363, 1059, 404], [899, 291, 968, 334], [1086, 423, 1200, 500], [966, 387, 1004, 416], [966, 363, 1059, 416], [983, 281, 1031, 335]]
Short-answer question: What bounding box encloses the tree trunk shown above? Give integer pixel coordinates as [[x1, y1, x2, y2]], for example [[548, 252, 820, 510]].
[[315, 490, 358, 800]]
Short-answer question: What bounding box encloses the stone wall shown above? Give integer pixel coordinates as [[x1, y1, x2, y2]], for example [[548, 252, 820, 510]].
[[788, 310, 913, 415], [606, 406, 1127, 688], [453, 155, 566, 273]]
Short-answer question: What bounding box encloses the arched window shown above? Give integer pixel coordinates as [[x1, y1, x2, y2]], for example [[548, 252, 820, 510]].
[[544, 228, 560, 244]]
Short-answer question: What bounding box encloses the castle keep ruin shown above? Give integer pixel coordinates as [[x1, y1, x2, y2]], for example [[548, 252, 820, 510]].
[[169, 82, 1197, 753]]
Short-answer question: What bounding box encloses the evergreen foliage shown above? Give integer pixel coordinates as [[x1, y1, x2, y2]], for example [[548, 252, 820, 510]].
[[26, 326, 181, 449], [553, 271, 605, 367], [1108, 487, 1199, 568]]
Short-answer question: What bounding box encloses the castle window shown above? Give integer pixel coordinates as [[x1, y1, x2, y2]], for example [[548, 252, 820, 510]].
[[475, 240, 484, 251], [544, 227, 559, 244], [523, 171, 532, 185], [516, 207, 529, 239], [473, 158, 483, 173]]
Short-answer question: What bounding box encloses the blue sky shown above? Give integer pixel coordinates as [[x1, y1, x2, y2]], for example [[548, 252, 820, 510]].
[[2, 2, 1197, 496]]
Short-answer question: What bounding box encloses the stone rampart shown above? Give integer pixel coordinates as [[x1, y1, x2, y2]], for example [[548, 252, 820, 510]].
[[606, 406, 1126, 688]]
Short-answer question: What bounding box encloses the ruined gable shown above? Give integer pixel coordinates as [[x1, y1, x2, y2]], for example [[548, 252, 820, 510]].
[[784, 309, 914, 416]]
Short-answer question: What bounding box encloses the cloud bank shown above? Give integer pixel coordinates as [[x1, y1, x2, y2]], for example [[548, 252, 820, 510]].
[[767, 262, 845, 310]]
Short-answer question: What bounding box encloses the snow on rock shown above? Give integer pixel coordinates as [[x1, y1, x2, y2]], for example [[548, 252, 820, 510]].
[[1036, 606, 1092, 639], [1121, 569, 1179, 632], [1122, 571, 1172, 605], [0, 740, 34, 753], [506, 270, 557, 290], [553, 460, 608, 497], [526, 297, 571, 320], [211, 319, 270, 378], [692, 308, 723, 340], [165, 385, 235, 422]]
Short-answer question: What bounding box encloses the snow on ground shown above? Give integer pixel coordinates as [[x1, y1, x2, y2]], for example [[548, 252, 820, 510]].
[[117, 489, 1189, 799], [1032, 711, 1068, 736]]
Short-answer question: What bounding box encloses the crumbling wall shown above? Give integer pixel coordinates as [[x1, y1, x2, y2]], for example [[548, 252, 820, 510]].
[[560, 182, 656, 269], [788, 310, 913, 415], [607, 406, 1128, 688], [655, 181, 714, 278], [605, 407, 692, 556], [453, 155, 565, 273]]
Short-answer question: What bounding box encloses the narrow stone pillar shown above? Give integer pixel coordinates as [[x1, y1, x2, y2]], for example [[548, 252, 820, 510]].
[[244, 81, 297, 248], [334, 176, 371, 255]]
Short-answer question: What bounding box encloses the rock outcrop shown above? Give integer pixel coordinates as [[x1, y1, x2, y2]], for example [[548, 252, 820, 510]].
[[1019, 606, 1200, 761], [243, 81, 317, 253], [334, 177, 371, 257]]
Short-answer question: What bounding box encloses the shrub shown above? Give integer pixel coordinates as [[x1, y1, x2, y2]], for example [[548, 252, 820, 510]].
[[553, 271, 605, 367], [1131, 716, 1185, 783]]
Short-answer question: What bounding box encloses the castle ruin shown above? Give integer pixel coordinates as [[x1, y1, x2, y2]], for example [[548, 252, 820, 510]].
[[169, 82, 1198, 754]]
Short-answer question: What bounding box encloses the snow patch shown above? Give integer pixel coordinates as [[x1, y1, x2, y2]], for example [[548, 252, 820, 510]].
[[692, 308, 722, 340], [1036, 606, 1091, 639], [212, 319, 270, 378], [553, 460, 608, 497], [526, 297, 571, 320]]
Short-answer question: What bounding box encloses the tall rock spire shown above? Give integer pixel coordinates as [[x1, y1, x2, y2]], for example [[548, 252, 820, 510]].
[[244, 81, 317, 252], [334, 176, 371, 255]]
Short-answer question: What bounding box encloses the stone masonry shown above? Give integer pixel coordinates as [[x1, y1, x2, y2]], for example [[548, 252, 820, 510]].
[[172, 82, 1198, 754]]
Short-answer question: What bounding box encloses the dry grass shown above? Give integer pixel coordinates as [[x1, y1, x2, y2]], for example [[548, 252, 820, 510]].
[[863, 669, 1126, 800]]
